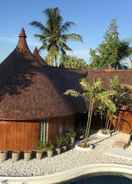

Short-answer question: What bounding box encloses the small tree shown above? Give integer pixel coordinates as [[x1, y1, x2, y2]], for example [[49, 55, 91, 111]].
[[65, 78, 116, 139], [90, 19, 132, 69]]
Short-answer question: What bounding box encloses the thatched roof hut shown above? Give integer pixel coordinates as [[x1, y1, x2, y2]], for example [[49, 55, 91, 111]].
[[0, 29, 86, 151]]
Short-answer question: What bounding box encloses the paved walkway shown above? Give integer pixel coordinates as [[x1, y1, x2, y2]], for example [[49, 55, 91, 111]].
[[0, 132, 132, 178]]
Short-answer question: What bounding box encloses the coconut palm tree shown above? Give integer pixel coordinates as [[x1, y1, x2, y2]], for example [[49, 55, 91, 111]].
[[30, 7, 82, 66], [65, 78, 116, 139]]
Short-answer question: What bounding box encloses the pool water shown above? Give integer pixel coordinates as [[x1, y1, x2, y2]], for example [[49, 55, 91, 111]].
[[65, 175, 132, 184]]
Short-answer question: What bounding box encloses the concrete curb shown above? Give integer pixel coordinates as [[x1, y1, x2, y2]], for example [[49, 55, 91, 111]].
[[0, 163, 132, 184]]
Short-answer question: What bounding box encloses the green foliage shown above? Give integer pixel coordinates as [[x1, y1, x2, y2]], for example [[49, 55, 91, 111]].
[[66, 130, 76, 138], [110, 76, 131, 109], [60, 55, 88, 69], [56, 136, 64, 147], [64, 89, 80, 97], [30, 7, 82, 66], [90, 19, 132, 69], [56, 134, 70, 147], [45, 143, 54, 151], [110, 76, 120, 90], [37, 141, 46, 151], [65, 78, 117, 138], [96, 91, 117, 113]]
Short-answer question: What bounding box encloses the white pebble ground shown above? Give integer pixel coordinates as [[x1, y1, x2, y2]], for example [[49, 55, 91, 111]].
[[0, 132, 132, 177]]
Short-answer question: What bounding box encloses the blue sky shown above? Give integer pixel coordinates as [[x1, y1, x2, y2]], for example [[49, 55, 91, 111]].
[[0, 0, 132, 62]]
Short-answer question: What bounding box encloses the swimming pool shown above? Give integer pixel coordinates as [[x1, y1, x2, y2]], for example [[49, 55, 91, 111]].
[[64, 175, 132, 184]]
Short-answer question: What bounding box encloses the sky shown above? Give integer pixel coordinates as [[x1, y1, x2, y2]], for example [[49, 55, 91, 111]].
[[0, 0, 132, 63]]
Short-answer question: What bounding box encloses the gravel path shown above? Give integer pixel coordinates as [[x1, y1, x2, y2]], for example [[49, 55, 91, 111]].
[[0, 133, 132, 177]]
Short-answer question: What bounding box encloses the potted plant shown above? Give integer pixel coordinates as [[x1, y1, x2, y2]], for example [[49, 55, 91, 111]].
[[0, 151, 7, 162], [36, 142, 45, 160], [24, 151, 31, 161], [67, 130, 76, 146], [55, 137, 63, 154], [46, 143, 54, 157], [12, 151, 19, 161], [79, 141, 90, 148], [62, 134, 70, 151]]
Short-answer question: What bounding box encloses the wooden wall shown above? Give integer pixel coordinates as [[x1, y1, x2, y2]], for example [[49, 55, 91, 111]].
[[0, 121, 39, 151], [0, 115, 75, 151], [113, 111, 132, 134], [48, 115, 75, 143]]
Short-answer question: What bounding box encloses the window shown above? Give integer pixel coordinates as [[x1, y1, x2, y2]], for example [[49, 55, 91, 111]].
[[40, 120, 48, 144]]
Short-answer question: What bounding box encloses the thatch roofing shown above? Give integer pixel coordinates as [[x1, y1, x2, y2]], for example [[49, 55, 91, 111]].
[[85, 69, 132, 87], [0, 29, 86, 121], [33, 47, 46, 66]]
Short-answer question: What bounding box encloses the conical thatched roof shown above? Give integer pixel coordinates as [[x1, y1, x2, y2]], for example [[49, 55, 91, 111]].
[[33, 47, 46, 66], [0, 29, 86, 121]]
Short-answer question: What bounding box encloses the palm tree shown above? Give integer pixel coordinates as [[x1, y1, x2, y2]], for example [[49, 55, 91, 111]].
[[110, 76, 131, 109], [30, 7, 82, 66], [65, 78, 116, 139]]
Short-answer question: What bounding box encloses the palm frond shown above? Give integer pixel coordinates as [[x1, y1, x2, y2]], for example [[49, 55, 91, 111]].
[[93, 78, 102, 90], [60, 42, 72, 51], [30, 21, 50, 34], [61, 21, 75, 32], [80, 78, 90, 91], [34, 34, 48, 40], [30, 21, 45, 31], [63, 33, 83, 42], [44, 7, 62, 31], [64, 89, 80, 97], [39, 44, 47, 51], [96, 91, 117, 113]]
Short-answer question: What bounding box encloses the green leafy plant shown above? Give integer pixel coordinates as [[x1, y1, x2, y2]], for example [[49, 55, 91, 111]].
[[56, 134, 71, 147], [56, 136, 63, 148], [61, 134, 70, 146], [65, 78, 117, 138], [66, 130, 76, 138], [45, 143, 54, 151], [37, 141, 46, 151]]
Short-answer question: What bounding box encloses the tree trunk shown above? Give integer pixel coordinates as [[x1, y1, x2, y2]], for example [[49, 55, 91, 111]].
[[85, 100, 94, 138]]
